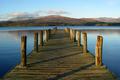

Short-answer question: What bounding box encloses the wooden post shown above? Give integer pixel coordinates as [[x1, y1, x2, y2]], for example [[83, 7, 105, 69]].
[[95, 36, 103, 66], [74, 30, 77, 42], [34, 32, 38, 52], [47, 30, 50, 40], [70, 29, 74, 42], [70, 29, 72, 40], [40, 30, 43, 47], [65, 28, 70, 33], [82, 32, 87, 54], [68, 28, 70, 33], [64, 28, 67, 33], [21, 36, 27, 67], [53, 27, 57, 34], [77, 31, 81, 47], [72, 29, 74, 42], [48, 29, 51, 39], [45, 30, 48, 42]]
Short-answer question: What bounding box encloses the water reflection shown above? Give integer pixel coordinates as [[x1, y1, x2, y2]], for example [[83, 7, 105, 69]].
[[0, 31, 20, 77], [0, 31, 34, 77]]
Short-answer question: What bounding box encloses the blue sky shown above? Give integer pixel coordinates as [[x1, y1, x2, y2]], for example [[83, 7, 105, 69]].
[[0, 0, 120, 20]]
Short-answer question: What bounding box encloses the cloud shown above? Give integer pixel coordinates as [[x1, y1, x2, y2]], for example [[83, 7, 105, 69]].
[[8, 12, 38, 18], [0, 12, 37, 21], [33, 10, 70, 16], [46, 10, 69, 15], [0, 10, 70, 21]]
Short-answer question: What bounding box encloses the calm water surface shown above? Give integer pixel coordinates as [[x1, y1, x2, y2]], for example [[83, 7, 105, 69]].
[[0, 26, 120, 78]]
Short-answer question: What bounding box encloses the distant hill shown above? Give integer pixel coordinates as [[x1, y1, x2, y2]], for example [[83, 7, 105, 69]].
[[0, 15, 120, 26], [94, 17, 120, 23]]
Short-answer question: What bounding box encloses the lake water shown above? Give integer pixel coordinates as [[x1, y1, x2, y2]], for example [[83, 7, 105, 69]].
[[0, 26, 120, 79]]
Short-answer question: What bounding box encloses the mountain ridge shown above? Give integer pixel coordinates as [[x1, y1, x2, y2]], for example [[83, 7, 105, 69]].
[[0, 15, 120, 26], [8, 15, 120, 23]]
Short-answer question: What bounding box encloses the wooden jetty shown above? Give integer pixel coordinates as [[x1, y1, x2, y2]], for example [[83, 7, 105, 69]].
[[2, 28, 116, 80]]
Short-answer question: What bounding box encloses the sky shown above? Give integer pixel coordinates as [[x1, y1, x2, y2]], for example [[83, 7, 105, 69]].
[[0, 0, 120, 20]]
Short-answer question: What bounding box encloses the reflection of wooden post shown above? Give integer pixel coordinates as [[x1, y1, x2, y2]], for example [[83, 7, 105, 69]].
[[40, 30, 43, 47], [82, 32, 87, 54], [34, 33, 38, 52], [45, 30, 48, 42], [95, 36, 103, 66], [77, 31, 81, 47], [21, 36, 27, 67]]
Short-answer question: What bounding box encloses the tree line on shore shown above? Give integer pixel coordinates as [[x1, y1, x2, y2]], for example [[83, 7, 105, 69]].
[[0, 21, 120, 26]]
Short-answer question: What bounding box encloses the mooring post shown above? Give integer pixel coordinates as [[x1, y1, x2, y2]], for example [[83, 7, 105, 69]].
[[68, 28, 70, 33], [21, 36, 27, 67], [65, 28, 70, 33], [48, 29, 51, 39], [47, 30, 49, 40], [95, 36, 103, 66], [70, 29, 72, 40], [74, 30, 77, 42], [82, 32, 87, 54], [40, 30, 43, 47], [34, 32, 38, 52], [70, 29, 74, 42], [77, 31, 81, 47], [64, 28, 67, 33], [53, 27, 57, 34], [72, 29, 74, 42], [45, 30, 48, 42]]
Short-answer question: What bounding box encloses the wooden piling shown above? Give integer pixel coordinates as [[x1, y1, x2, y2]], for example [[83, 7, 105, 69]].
[[34, 32, 38, 52], [82, 32, 87, 54], [45, 30, 48, 42], [53, 27, 57, 34], [70, 29, 72, 40], [77, 31, 81, 47], [72, 29, 74, 42], [95, 36, 103, 66], [64, 28, 67, 33], [46, 30, 49, 39], [40, 30, 43, 47], [48, 29, 51, 39], [70, 29, 74, 42], [21, 36, 27, 67], [74, 30, 77, 42], [64, 28, 70, 33]]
